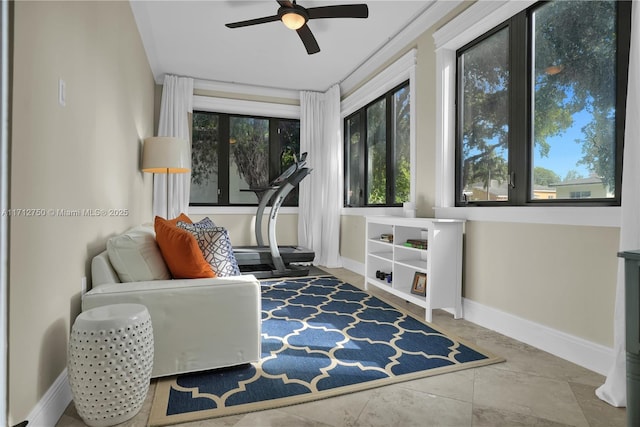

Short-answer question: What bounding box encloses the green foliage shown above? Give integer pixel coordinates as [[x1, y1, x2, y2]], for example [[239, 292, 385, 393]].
[[394, 86, 411, 203], [564, 169, 585, 182], [192, 114, 301, 199], [533, 167, 561, 186], [534, 0, 617, 192], [230, 117, 269, 189], [460, 27, 510, 192], [367, 99, 387, 204], [191, 113, 218, 186], [366, 85, 411, 205], [461, 1, 619, 195]]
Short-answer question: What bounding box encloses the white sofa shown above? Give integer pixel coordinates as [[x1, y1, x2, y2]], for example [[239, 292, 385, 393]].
[[82, 228, 262, 378]]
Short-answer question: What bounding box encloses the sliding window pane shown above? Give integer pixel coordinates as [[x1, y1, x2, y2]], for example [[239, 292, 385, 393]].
[[278, 119, 300, 172], [459, 27, 509, 202], [190, 112, 219, 204], [367, 99, 386, 205], [345, 113, 362, 206], [278, 119, 301, 206], [531, 1, 617, 200], [393, 85, 410, 204], [229, 116, 269, 204]]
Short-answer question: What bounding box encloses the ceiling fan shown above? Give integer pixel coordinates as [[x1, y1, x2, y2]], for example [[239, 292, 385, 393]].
[[225, 0, 369, 55]]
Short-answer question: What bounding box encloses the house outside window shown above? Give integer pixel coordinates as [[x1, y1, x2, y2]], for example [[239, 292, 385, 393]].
[[345, 81, 410, 207], [456, 0, 631, 207], [190, 111, 300, 206]]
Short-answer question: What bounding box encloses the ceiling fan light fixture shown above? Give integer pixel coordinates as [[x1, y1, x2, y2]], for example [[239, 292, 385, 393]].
[[280, 10, 306, 30]]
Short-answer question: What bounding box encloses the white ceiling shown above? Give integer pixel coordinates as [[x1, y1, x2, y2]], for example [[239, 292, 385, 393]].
[[130, 0, 436, 93]]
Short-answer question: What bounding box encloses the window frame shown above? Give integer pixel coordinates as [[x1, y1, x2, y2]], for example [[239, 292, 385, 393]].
[[341, 49, 416, 215], [189, 95, 301, 208], [344, 80, 410, 207], [433, 0, 630, 227], [454, 0, 630, 208]]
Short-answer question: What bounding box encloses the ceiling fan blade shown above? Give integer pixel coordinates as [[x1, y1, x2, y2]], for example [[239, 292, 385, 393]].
[[226, 14, 280, 28], [307, 4, 369, 19], [277, 0, 294, 8], [296, 24, 320, 55]]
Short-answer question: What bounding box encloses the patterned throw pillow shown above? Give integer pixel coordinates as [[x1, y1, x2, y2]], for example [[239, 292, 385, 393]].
[[177, 221, 241, 277], [190, 217, 216, 228]]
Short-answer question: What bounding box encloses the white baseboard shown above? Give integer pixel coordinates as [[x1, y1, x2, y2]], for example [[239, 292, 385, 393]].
[[340, 257, 364, 276], [34, 262, 611, 427], [27, 368, 71, 427], [339, 256, 613, 376], [462, 298, 613, 375]]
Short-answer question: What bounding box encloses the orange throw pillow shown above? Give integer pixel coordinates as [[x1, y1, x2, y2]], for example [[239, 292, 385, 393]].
[[154, 216, 215, 279], [166, 212, 192, 226]]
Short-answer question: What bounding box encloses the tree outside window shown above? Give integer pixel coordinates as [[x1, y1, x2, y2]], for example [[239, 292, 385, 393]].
[[345, 82, 411, 207], [457, 0, 629, 205], [190, 112, 301, 206]]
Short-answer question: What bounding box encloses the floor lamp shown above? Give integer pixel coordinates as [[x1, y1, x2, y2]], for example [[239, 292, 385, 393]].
[[142, 136, 190, 219]]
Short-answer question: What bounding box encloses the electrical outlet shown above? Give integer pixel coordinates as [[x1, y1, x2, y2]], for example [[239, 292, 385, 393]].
[[81, 276, 87, 296]]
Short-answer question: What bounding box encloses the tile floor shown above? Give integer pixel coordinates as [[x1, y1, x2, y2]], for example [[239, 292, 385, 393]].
[[56, 268, 627, 427]]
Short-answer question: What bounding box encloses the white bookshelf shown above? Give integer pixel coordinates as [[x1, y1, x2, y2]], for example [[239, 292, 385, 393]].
[[365, 216, 465, 322]]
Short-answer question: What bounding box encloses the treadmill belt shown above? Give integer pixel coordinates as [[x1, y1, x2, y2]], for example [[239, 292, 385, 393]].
[[234, 246, 315, 265]]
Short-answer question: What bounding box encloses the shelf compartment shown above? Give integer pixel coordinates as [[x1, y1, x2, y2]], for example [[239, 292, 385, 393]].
[[368, 251, 393, 262], [366, 276, 393, 290], [367, 223, 394, 242], [395, 258, 427, 272], [393, 264, 427, 296], [366, 255, 392, 284], [394, 226, 429, 249], [368, 238, 394, 248]]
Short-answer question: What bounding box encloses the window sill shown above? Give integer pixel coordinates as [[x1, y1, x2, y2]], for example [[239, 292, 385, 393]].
[[341, 207, 404, 217], [434, 206, 621, 227], [189, 206, 299, 216]]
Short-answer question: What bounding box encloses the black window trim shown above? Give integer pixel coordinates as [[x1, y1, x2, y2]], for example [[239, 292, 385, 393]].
[[344, 80, 410, 208], [189, 110, 301, 207], [454, 0, 631, 208]]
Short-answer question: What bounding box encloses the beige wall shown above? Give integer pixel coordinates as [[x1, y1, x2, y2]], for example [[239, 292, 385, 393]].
[[340, 215, 366, 263], [9, 1, 155, 423], [464, 222, 619, 346], [189, 213, 299, 247], [339, 2, 621, 349]]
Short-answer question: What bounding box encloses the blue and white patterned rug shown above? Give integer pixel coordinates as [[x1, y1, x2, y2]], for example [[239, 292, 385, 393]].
[[149, 276, 503, 426]]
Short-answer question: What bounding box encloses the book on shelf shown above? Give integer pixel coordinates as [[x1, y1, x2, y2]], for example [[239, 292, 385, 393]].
[[380, 233, 394, 243], [403, 239, 428, 249]]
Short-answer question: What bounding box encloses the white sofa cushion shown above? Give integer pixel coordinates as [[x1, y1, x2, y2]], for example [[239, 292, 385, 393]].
[[83, 268, 262, 377], [107, 225, 170, 282]]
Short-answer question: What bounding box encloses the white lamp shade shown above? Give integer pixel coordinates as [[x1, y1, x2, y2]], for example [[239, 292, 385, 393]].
[[142, 137, 190, 173]]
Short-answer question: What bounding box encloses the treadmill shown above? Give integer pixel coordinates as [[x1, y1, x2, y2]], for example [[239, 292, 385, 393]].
[[233, 153, 315, 278]]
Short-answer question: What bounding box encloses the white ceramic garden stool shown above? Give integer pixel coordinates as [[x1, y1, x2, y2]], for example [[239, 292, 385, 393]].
[[67, 303, 154, 427]]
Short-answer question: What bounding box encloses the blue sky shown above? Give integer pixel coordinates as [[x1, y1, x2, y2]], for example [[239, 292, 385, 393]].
[[533, 109, 592, 180]]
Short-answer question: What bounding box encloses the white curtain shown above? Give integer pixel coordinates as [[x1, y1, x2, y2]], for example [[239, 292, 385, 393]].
[[153, 74, 194, 219], [596, 3, 640, 407], [298, 85, 343, 267]]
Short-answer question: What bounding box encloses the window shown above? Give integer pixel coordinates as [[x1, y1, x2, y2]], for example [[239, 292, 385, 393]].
[[571, 191, 591, 199], [190, 112, 300, 206], [345, 82, 410, 207], [456, 0, 630, 206]]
